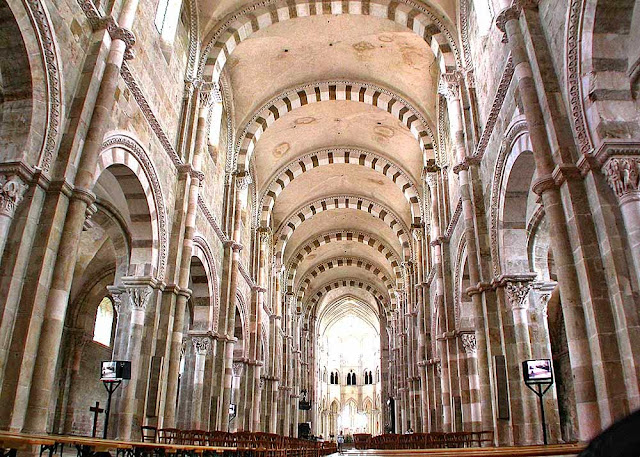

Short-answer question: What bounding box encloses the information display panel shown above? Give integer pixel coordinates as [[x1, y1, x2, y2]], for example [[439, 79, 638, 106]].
[[522, 359, 553, 384]]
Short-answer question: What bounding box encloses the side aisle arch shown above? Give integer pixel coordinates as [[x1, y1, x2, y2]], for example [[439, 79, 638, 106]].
[[192, 235, 221, 331], [97, 134, 169, 279]]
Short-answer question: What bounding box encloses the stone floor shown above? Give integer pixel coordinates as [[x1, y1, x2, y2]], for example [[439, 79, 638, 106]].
[[326, 446, 582, 457]]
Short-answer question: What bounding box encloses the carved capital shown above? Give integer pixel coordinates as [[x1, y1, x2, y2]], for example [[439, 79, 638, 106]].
[[0, 173, 28, 218], [495, 6, 521, 34], [435, 361, 442, 378], [438, 72, 461, 101], [125, 284, 153, 311], [184, 78, 199, 99], [496, 1, 538, 35], [68, 327, 89, 349], [460, 333, 477, 355], [199, 82, 222, 107], [464, 68, 475, 89], [505, 280, 532, 310], [107, 285, 124, 313], [537, 293, 551, 317], [192, 336, 212, 355], [232, 361, 245, 377], [412, 226, 423, 241], [424, 172, 438, 191], [257, 226, 272, 245], [235, 172, 253, 190], [532, 175, 556, 196], [602, 156, 640, 200]]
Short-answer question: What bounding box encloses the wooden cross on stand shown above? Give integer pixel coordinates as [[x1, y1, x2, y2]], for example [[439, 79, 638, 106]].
[[89, 401, 104, 438]]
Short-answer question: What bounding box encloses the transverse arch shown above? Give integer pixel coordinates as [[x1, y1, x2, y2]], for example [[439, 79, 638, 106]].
[[274, 195, 413, 262], [235, 81, 436, 172], [199, 0, 461, 83], [260, 147, 422, 226]]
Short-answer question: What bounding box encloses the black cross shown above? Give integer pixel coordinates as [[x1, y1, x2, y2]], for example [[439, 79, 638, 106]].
[[89, 401, 104, 438]]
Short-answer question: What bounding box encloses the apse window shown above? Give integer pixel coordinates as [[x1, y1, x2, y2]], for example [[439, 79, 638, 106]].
[[155, 0, 182, 42], [473, 0, 494, 35], [93, 297, 114, 346]]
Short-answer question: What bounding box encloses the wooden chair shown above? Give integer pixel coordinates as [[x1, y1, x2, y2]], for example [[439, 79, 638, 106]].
[[140, 426, 158, 443], [158, 428, 181, 444]]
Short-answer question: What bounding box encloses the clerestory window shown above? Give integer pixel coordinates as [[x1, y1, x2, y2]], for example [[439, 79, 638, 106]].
[[155, 0, 183, 42]]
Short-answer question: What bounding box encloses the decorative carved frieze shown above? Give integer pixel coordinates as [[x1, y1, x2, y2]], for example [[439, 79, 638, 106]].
[[602, 157, 640, 199], [460, 333, 477, 355], [0, 174, 28, 218]]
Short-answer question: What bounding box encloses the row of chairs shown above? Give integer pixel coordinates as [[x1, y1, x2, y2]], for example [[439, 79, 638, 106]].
[[140, 427, 337, 456], [367, 431, 495, 449]]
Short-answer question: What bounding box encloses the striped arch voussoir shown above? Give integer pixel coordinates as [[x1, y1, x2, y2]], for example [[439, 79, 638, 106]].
[[97, 135, 169, 279], [200, 0, 459, 84], [304, 277, 391, 314], [294, 256, 395, 304], [274, 195, 413, 262], [260, 148, 422, 227], [236, 81, 435, 172], [286, 230, 404, 289]]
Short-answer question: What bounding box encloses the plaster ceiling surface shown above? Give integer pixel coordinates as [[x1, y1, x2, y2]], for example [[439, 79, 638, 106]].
[[270, 163, 412, 229], [251, 101, 425, 188], [227, 15, 439, 122], [291, 242, 398, 286], [280, 208, 405, 263], [198, 0, 458, 52]]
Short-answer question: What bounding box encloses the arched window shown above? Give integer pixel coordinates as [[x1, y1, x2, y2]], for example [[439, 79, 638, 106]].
[[330, 372, 335, 384], [352, 373, 357, 385], [472, 0, 493, 35], [155, 0, 183, 42], [208, 102, 224, 164], [93, 297, 114, 346], [346, 372, 351, 386]]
